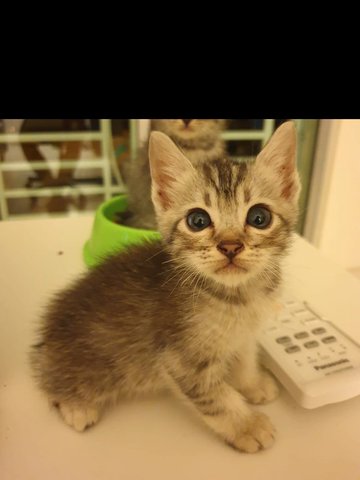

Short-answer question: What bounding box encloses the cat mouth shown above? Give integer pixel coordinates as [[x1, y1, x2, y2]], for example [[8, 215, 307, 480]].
[[215, 262, 248, 274]]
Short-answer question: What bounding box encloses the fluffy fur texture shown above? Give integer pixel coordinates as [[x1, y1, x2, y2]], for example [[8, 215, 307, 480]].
[[124, 119, 226, 229], [30, 122, 300, 453]]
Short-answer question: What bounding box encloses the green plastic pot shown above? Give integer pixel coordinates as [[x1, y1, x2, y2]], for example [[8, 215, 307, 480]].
[[83, 195, 161, 267]]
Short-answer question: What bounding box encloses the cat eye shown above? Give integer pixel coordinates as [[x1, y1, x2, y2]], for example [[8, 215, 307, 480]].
[[186, 209, 212, 231], [246, 205, 272, 229]]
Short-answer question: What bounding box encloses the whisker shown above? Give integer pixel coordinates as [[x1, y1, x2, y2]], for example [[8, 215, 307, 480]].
[[191, 272, 203, 312], [145, 247, 167, 262], [162, 264, 189, 287]]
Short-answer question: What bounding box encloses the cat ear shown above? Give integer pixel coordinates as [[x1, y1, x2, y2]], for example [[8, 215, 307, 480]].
[[255, 121, 300, 202], [149, 131, 195, 211]]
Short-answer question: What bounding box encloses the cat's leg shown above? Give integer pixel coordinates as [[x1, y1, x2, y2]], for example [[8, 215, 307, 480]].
[[31, 345, 115, 432], [166, 357, 276, 453], [230, 339, 279, 405], [49, 392, 112, 432], [57, 403, 100, 432]]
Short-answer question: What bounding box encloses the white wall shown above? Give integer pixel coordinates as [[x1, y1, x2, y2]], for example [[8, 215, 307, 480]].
[[305, 120, 360, 269]]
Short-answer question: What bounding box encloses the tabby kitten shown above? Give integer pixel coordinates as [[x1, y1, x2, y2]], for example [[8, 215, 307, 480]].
[[31, 122, 300, 453], [124, 119, 226, 229]]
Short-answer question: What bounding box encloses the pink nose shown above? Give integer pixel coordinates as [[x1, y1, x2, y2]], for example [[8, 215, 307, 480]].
[[216, 241, 244, 260]]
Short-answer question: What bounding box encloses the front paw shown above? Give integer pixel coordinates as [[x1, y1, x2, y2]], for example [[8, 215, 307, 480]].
[[241, 372, 279, 405], [229, 412, 276, 453], [58, 403, 99, 432]]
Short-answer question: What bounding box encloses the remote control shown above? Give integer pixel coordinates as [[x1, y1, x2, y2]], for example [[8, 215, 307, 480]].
[[259, 296, 360, 408]]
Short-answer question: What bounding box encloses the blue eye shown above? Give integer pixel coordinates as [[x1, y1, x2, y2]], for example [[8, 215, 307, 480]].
[[186, 209, 212, 231], [246, 205, 272, 229]]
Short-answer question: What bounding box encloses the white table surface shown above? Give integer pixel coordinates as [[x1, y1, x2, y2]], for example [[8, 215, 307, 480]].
[[1, 216, 360, 480]]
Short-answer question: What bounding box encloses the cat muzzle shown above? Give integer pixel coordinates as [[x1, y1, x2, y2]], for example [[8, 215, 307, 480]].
[[216, 241, 244, 261]]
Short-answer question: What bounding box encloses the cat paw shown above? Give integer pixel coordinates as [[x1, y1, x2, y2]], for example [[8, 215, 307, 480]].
[[241, 372, 279, 405], [58, 403, 99, 432], [229, 412, 276, 453]]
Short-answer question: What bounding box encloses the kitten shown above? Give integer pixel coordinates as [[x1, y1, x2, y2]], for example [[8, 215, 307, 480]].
[[30, 122, 300, 453], [124, 119, 226, 229]]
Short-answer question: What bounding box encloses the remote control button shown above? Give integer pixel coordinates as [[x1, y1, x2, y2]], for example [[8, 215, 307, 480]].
[[276, 336, 291, 344], [285, 345, 301, 353], [304, 340, 319, 348], [321, 336, 336, 344], [312, 327, 326, 335], [293, 311, 312, 320], [286, 300, 305, 309], [302, 316, 318, 323], [294, 331, 309, 339], [278, 312, 292, 322], [291, 307, 307, 314]]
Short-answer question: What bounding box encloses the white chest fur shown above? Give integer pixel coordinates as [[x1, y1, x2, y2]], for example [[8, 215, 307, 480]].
[[188, 294, 277, 360]]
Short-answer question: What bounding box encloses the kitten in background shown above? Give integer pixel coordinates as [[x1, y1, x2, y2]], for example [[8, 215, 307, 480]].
[[30, 122, 300, 453], [123, 119, 226, 229]]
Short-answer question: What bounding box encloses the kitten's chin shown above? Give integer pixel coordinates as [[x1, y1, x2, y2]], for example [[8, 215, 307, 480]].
[[208, 264, 251, 287], [174, 129, 199, 141], [215, 263, 248, 274]]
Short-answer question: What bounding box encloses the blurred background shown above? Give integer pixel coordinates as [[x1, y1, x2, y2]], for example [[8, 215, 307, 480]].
[[0, 119, 358, 278]]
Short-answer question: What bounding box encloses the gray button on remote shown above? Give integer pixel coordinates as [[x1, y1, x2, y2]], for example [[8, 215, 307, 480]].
[[276, 336, 291, 344], [312, 327, 327, 335], [285, 345, 301, 353], [294, 331, 309, 339], [322, 336, 337, 344], [304, 340, 319, 348]]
